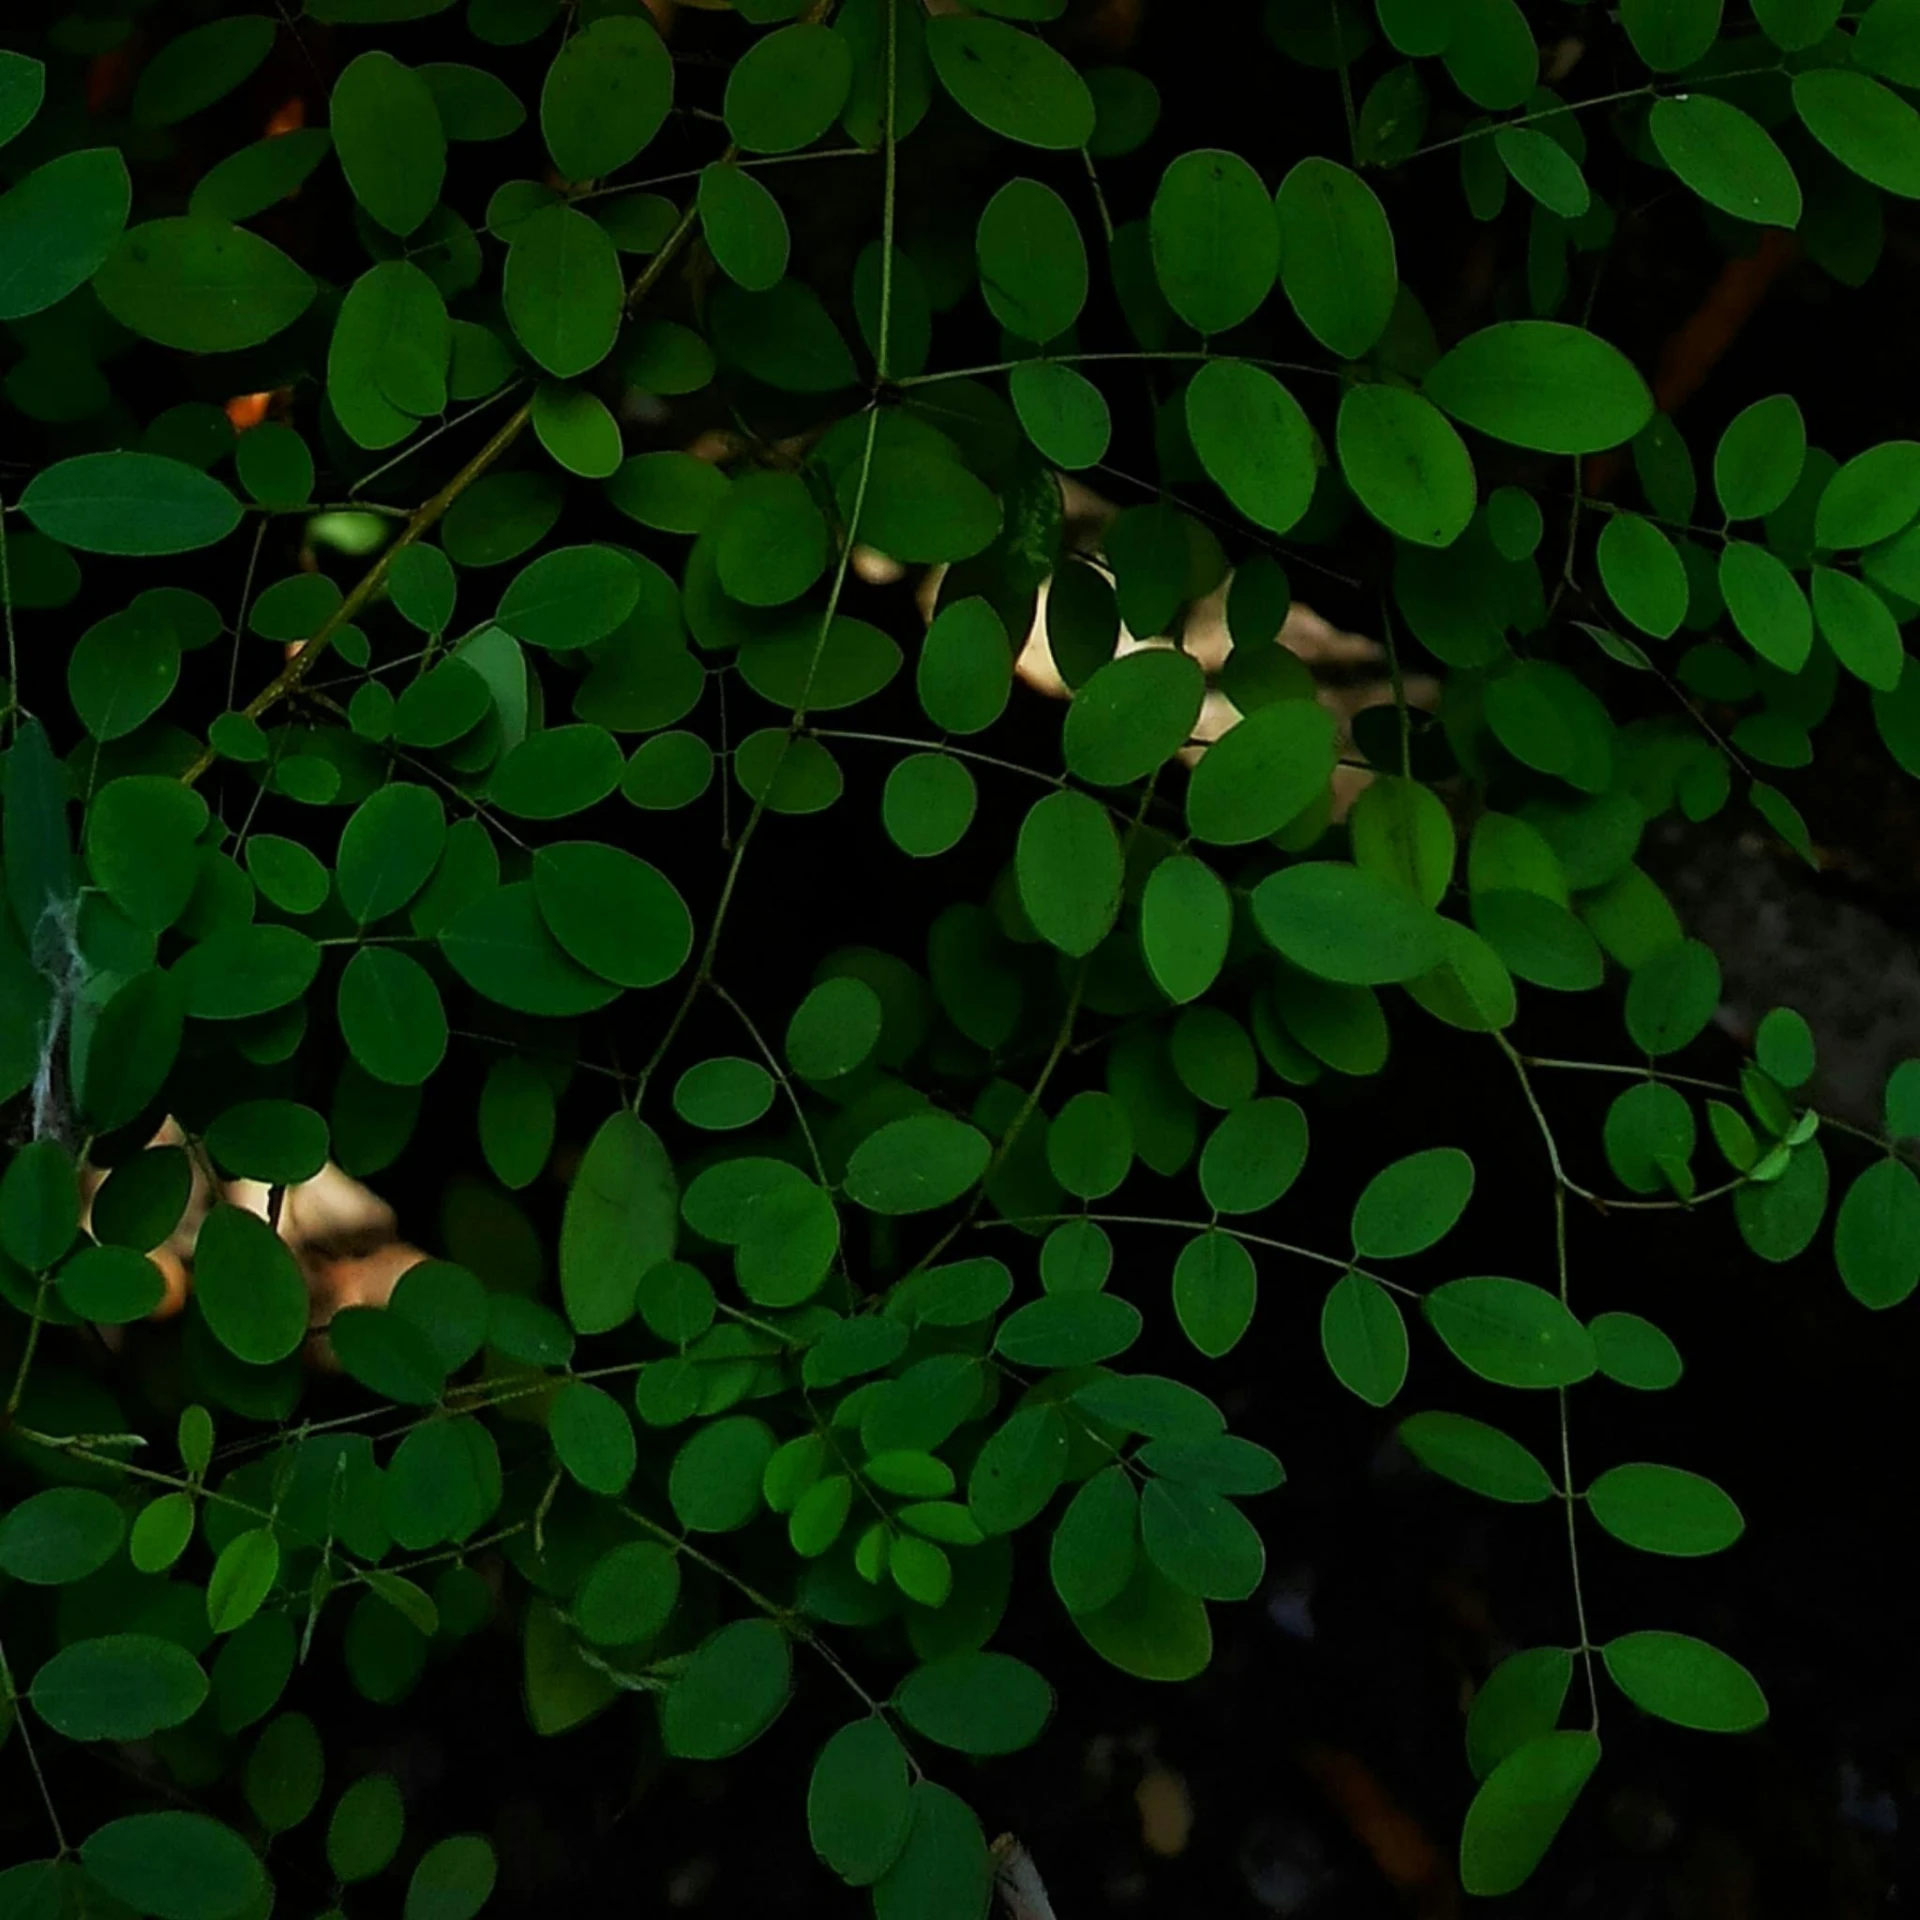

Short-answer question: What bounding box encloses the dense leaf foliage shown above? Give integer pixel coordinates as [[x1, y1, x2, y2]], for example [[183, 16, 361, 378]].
[[2, 0, 1919, 1910]]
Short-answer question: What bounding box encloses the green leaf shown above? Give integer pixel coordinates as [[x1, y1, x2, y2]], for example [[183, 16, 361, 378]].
[[190, 128, 334, 222], [541, 14, 671, 181], [1170, 1227, 1257, 1356], [895, 1652, 1052, 1756], [1814, 569, 1908, 690], [1586, 1462, 1744, 1556], [0, 50, 46, 147], [1714, 393, 1805, 520], [332, 51, 443, 236], [1186, 359, 1318, 535], [1186, 698, 1337, 844], [846, 1112, 991, 1214], [842, 448, 1001, 563], [532, 382, 623, 480], [84, 776, 203, 932], [1398, 1410, 1555, 1503], [883, 753, 976, 857], [532, 842, 692, 989], [193, 1206, 310, 1366], [1755, 1006, 1815, 1087], [1320, 1272, 1408, 1405], [81, 1813, 268, 1920], [1336, 383, 1476, 548], [809, 1718, 914, 1886], [1351, 1147, 1474, 1258], [1140, 1478, 1264, 1601], [871, 1783, 993, 1920], [328, 1776, 404, 1883], [1720, 541, 1812, 674], [31, 1633, 207, 1741], [576, 1539, 680, 1647], [1755, 0, 1842, 50], [1834, 1157, 1920, 1308], [700, 163, 789, 292], [1467, 1646, 1572, 1780], [498, 544, 639, 652], [1601, 1629, 1767, 1732], [969, 1404, 1069, 1534], [1014, 789, 1122, 957], [1139, 853, 1231, 1004], [505, 204, 624, 378], [725, 23, 853, 154], [244, 1711, 323, 1836], [1460, 1732, 1600, 1897], [1194, 1100, 1306, 1217], [1589, 1311, 1683, 1389], [206, 1100, 330, 1185], [80, 971, 186, 1132], [1625, 938, 1721, 1055], [996, 1291, 1142, 1367], [338, 947, 447, 1087], [0, 1488, 124, 1585], [550, 1381, 636, 1495], [1441, 0, 1537, 108], [20, 453, 240, 557], [1794, 68, 1920, 199], [336, 783, 445, 925], [95, 217, 314, 352], [1423, 320, 1653, 454], [1424, 1276, 1597, 1388], [0, 147, 130, 323], [1274, 157, 1396, 356], [1050, 1466, 1138, 1613], [1062, 649, 1205, 786], [329, 1305, 447, 1406], [1817, 441, 1920, 551], [1009, 360, 1112, 468], [421, 61, 526, 141], [1351, 777, 1456, 907], [1252, 862, 1445, 984], [208, 1529, 281, 1634], [977, 178, 1088, 341], [661, 1618, 792, 1758], [60, 1245, 166, 1326], [710, 280, 859, 392], [1149, 149, 1277, 335], [440, 882, 622, 1015], [1649, 94, 1801, 228], [1, 1138, 77, 1271], [559, 1111, 677, 1334], [174, 922, 321, 1022], [1070, 1558, 1212, 1681], [1597, 513, 1687, 639], [926, 16, 1094, 150], [404, 1836, 496, 1920], [1496, 127, 1589, 218]]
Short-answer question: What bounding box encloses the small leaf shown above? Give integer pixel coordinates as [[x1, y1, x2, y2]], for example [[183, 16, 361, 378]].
[[1149, 148, 1277, 334], [1398, 1410, 1555, 1503], [660, 1618, 792, 1759], [1274, 156, 1397, 356], [1423, 321, 1653, 454], [1586, 1462, 1744, 1557], [895, 1652, 1053, 1756], [1601, 1630, 1768, 1732], [1424, 1277, 1597, 1388], [1460, 1732, 1600, 1897], [542, 14, 672, 181], [926, 16, 1093, 150], [808, 1719, 913, 1886], [1320, 1272, 1408, 1406]]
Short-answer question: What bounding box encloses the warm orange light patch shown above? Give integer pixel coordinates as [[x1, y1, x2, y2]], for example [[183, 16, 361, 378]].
[[225, 391, 274, 433], [263, 97, 307, 138]]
